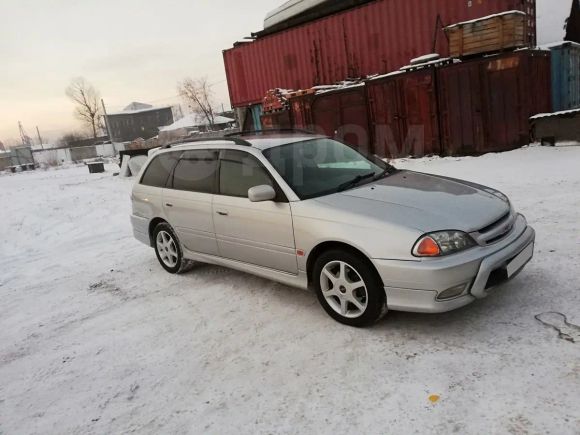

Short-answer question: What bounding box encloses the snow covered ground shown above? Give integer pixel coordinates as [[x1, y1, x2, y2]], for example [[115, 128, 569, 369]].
[[1, 146, 579, 435]]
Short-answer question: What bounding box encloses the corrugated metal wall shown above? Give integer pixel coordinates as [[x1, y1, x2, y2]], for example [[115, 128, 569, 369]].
[[224, 0, 536, 108], [549, 42, 580, 111], [311, 87, 370, 151], [438, 50, 551, 155], [280, 49, 550, 157], [367, 69, 440, 158]]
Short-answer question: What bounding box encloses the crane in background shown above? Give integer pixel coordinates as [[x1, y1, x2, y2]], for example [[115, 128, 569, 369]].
[[18, 121, 33, 147]]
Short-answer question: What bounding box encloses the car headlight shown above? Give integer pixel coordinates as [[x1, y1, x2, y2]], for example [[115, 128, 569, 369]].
[[412, 231, 477, 257]]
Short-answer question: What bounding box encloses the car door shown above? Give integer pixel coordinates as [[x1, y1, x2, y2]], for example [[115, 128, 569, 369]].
[[213, 149, 298, 274], [163, 149, 219, 256]]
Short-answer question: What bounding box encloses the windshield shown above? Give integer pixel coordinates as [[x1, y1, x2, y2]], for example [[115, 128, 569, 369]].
[[262, 138, 395, 200]]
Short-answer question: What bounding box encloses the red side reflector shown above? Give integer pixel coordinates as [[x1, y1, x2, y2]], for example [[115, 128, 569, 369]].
[[296, 249, 305, 257]]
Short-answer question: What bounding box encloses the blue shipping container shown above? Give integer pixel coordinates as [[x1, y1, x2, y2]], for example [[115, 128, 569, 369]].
[[549, 41, 580, 111]]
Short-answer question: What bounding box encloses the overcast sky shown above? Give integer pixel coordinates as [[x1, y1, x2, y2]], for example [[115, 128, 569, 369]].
[[0, 0, 571, 144]]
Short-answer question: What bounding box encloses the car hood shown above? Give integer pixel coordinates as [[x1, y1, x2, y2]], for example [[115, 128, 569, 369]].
[[315, 170, 510, 233]]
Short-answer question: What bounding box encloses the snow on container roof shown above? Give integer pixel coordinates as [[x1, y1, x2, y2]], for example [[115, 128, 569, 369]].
[[445, 10, 526, 29], [530, 108, 580, 120]]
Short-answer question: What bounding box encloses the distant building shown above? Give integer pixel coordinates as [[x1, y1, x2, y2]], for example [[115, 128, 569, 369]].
[[0, 140, 4, 151], [106, 102, 174, 142]]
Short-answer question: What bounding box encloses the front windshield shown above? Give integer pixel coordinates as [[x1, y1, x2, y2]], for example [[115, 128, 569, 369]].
[[262, 138, 395, 200]]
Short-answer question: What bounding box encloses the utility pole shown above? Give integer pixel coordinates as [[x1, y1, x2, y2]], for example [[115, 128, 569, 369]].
[[101, 99, 113, 142], [36, 126, 44, 150]]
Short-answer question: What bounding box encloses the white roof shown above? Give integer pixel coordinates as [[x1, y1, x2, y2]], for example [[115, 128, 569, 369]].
[[530, 108, 580, 120], [160, 114, 235, 132], [159, 133, 324, 154], [264, 0, 329, 29], [108, 102, 172, 116], [540, 41, 580, 50]]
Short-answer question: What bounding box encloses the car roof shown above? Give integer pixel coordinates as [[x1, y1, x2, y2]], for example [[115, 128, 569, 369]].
[[240, 133, 325, 150], [161, 132, 326, 152]]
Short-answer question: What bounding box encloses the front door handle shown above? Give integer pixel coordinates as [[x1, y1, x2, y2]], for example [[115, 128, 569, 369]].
[[165, 203, 173, 207], [217, 211, 229, 216]]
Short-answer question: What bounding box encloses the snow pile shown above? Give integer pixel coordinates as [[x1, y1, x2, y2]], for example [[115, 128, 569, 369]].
[[1, 147, 579, 434]]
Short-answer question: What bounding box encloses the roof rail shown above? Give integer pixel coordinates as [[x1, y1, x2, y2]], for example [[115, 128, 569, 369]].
[[224, 128, 317, 137], [161, 137, 252, 149]]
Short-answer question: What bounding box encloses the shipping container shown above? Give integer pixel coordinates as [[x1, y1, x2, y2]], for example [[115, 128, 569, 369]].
[[530, 109, 580, 145], [438, 49, 551, 155], [548, 41, 580, 111], [367, 68, 440, 158], [223, 0, 536, 108]]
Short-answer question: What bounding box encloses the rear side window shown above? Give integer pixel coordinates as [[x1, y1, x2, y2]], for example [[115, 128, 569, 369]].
[[219, 150, 275, 198], [172, 150, 218, 193], [140, 152, 179, 187]]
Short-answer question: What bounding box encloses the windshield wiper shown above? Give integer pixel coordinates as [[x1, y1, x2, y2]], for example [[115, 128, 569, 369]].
[[337, 172, 376, 192], [373, 166, 397, 181]]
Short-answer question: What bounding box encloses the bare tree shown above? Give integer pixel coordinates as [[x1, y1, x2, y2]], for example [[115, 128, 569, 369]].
[[178, 77, 217, 129], [65, 77, 102, 139]]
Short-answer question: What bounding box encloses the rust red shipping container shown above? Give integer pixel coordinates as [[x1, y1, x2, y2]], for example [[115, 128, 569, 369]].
[[223, 0, 537, 108]]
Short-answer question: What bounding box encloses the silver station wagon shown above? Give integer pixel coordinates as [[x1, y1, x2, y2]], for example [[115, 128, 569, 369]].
[[131, 131, 535, 326]]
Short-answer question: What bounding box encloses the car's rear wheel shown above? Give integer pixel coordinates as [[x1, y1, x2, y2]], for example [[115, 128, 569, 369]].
[[313, 249, 387, 327], [153, 222, 193, 274]]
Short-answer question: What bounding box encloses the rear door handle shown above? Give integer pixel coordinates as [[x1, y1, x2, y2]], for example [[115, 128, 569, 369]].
[[217, 211, 229, 216], [165, 203, 173, 207]]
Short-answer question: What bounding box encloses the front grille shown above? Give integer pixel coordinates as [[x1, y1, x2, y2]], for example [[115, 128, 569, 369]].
[[473, 211, 516, 245], [479, 212, 510, 234]]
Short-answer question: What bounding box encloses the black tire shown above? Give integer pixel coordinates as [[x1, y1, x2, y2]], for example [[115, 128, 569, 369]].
[[152, 222, 194, 274], [313, 249, 387, 327]]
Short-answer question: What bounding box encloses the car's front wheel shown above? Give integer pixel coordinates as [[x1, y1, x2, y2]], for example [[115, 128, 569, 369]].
[[313, 249, 387, 327], [153, 222, 193, 274]]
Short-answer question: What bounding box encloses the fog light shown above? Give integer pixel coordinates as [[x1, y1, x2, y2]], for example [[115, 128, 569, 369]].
[[437, 284, 468, 301]]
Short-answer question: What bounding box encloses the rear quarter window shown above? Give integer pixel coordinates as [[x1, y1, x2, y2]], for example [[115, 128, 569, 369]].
[[171, 150, 218, 193], [140, 152, 179, 187]]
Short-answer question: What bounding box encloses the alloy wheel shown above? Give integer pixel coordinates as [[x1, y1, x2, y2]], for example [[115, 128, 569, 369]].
[[320, 260, 368, 319], [156, 230, 178, 268]]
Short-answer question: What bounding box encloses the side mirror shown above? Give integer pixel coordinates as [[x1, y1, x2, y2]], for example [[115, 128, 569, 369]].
[[248, 185, 276, 202]]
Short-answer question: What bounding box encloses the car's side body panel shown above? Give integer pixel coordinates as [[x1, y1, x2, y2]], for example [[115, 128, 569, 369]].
[[290, 198, 422, 266], [181, 245, 309, 290], [213, 195, 298, 274], [162, 189, 218, 256]]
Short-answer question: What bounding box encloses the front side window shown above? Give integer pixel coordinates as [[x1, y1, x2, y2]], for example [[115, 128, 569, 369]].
[[140, 152, 179, 187], [171, 150, 218, 193], [219, 150, 274, 198], [263, 138, 393, 199]]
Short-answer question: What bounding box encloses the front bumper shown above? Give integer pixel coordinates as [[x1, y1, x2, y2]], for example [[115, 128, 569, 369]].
[[373, 215, 535, 313]]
